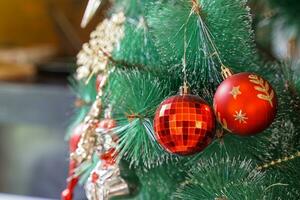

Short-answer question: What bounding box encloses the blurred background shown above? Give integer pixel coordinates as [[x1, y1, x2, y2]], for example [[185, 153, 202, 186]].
[[0, 0, 299, 199], [0, 0, 108, 199]]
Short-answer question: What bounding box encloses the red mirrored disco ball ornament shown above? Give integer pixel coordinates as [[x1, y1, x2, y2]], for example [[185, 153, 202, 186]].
[[214, 72, 277, 136], [153, 87, 215, 156]]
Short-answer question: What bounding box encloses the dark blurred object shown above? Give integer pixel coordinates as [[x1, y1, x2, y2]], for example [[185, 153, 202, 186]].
[[36, 58, 75, 85], [250, 0, 300, 61], [0, 45, 56, 82], [0, 58, 74, 85]]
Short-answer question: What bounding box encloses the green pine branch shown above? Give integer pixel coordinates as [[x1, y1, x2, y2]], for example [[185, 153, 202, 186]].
[[174, 154, 284, 200], [147, 0, 257, 98], [105, 69, 182, 168]]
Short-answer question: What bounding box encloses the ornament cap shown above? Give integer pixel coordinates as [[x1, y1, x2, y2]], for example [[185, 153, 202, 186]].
[[221, 65, 234, 80], [179, 83, 190, 95]]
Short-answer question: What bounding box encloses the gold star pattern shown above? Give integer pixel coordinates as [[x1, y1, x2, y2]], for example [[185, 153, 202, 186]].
[[233, 110, 248, 124], [230, 86, 242, 99]]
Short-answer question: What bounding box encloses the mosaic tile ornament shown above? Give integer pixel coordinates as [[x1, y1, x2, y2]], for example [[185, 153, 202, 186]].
[[153, 94, 215, 156], [214, 72, 277, 136]]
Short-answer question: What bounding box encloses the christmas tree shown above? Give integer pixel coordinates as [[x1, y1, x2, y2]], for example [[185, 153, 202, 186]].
[[62, 0, 300, 199]]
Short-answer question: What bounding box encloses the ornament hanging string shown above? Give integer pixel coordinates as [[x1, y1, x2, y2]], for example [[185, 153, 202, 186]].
[[181, 11, 193, 91], [180, 0, 205, 91], [182, 24, 188, 89], [190, 0, 233, 79]]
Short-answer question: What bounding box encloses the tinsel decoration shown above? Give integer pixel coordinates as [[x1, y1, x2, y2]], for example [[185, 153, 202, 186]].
[[85, 158, 129, 200], [85, 107, 129, 200], [71, 74, 108, 165], [94, 106, 118, 156], [76, 12, 126, 81], [70, 73, 130, 199], [71, 98, 102, 164]]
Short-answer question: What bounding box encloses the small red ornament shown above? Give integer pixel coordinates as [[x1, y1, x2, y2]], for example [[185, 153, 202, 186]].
[[90, 119, 101, 129], [61, 188, 72, 200], [61, 161, 78, 200], [101, 148, 117, 168], [92, 172, 99, 183], [61, 124, 84, 200], [153, 91, 215, 156], [214, 72, 277, 136], [69, 124, 85, 152], [96, 74, 107, 92]]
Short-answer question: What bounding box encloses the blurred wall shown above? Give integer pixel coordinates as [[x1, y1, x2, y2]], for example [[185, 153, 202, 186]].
[[0, 0, 107, 55], [0, 0, 57, 46]]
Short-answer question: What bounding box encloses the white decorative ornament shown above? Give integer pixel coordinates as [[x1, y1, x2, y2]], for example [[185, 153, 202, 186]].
[[85, 160, 129, 200], [81, 0, 102, 28]]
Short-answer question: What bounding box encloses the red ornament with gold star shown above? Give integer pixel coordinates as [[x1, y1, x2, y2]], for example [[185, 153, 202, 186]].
[[214, 72, 277, 136], [153, 86, 215, 156]]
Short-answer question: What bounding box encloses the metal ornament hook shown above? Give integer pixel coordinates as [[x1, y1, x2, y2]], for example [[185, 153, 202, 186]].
[[180, 82, 190, 95], [221, 65, 234, 80]]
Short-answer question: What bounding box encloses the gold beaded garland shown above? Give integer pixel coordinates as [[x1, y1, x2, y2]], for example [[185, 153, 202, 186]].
[[76, 12, 126, 81], [257, 151, 300, 170]]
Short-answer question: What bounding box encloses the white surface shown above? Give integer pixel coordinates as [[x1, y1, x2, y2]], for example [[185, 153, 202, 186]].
[[0, 194, 55, 200]]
